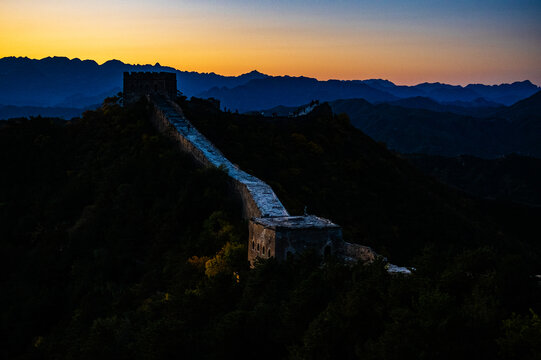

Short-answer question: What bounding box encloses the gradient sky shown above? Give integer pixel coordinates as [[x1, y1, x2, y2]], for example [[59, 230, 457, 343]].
[[1, 0, 540, 85]]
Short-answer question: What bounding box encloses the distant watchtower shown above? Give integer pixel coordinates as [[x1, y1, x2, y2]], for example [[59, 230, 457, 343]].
[[123, 72, 177, 105]]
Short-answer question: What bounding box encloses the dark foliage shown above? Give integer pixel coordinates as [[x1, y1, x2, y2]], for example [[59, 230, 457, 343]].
[[0, 98, 245, 358], [404, 153, 541, 206], [1, 97, 540, 359]]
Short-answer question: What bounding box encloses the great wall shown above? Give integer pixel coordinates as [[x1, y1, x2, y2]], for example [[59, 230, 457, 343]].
[[123, 72, 409, 271]]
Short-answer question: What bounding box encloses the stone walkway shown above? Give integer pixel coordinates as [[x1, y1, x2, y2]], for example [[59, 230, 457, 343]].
[[152, 97, 289, 218]]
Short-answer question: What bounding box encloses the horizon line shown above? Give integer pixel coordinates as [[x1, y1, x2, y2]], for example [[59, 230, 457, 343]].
[[2, 55, 539, 88]]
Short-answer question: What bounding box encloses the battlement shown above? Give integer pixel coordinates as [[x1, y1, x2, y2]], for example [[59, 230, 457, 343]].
[[123, 72, 177, 105]]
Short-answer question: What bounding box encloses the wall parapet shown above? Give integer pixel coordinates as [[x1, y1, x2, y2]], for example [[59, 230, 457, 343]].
[[149, 95, 289, 219]]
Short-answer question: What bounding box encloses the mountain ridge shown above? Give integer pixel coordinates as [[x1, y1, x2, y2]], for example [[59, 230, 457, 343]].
[[201, 77, 539, 112], [329, 90, 541, 158], [1, 56, 538, 112]]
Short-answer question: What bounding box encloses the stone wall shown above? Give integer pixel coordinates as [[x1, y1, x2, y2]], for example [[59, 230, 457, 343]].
[[248, 221, 276, 262], [140, 90, 382, 268], [248, 216, 343, 266], [148, 96, 288, 220]]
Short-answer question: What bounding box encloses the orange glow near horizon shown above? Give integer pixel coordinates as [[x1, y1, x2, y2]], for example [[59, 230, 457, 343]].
[[1, 0, 539, 86]]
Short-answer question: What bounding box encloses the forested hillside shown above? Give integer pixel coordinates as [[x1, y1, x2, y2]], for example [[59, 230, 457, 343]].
[[404, 154, 541, 207], [329, 91, 541, 158], [1, 97, 539, 359], [181, 98, 540, 263]]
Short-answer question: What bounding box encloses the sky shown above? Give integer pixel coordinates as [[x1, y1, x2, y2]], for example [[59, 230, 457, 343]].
[[0, 0, 540, 85]]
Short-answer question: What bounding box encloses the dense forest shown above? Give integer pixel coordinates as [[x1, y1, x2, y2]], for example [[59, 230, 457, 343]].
[[404, 153, 541, 207], [1, 96, 540, 359]]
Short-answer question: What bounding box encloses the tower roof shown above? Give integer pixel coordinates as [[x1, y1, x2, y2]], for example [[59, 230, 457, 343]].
[[252, 215, 340, 230]]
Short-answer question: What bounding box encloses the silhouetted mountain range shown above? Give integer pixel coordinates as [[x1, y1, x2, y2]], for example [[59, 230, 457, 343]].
[[201, 79, 538, 113], [362, 79, 539, 105], [385, 96, 504, 117], [199, 77, 398, 112], [1, 57, 538, 115], [329, 91, 541, 158], [258, 96, 504, 118], [0, 56, 268, 108]]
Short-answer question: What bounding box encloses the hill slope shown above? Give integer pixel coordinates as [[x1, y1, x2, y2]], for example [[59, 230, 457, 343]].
[[199, 77, 398, 112], [404, 153, 541, 206], [0, 99, 245, 358], [384, 96, 504, 117], [329, 91, 541, 158], [2, 97, 539, 359], [204, 78, 539, 112], [180, 98, 540, 262]]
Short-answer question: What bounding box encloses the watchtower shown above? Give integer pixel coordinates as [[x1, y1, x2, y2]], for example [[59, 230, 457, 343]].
[[123, 72, 177, 105], [248, 215, 343, 266]]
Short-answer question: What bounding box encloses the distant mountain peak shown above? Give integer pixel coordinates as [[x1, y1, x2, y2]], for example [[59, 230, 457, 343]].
[[466, 80, 538, 88], [100, 59, 126, 68], [41, 56, 71, 63], [362, 79, 396, 88], [515, 80, 533, 85], [239, 70, 268, 78]]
